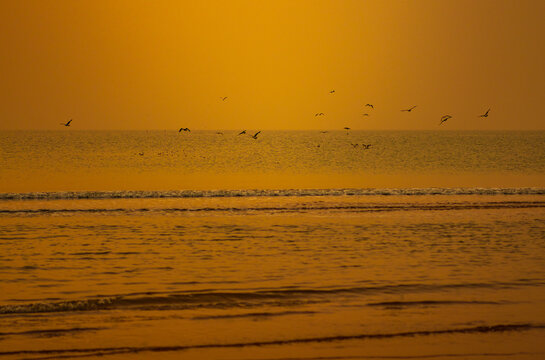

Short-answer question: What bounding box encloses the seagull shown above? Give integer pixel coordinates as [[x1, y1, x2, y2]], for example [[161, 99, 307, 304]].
[[61, 119, 72, 127], [251, 131, 261, 139], [344, 127, 351, 132], [178, 127, 191, 132], [439, 115, 452, 125], [320, 131, 328, 133], [362, 144, 372, 149], [479, 108, 490, 117], [351, 143, 359, 148], [365, 104, 374, 109], [329, 90, 335, 94], [220, 97, 228, 101], [238, 130, 246, 135], [401, 106, 417, 112], [315, 113, 325, 116], [216, 132, 224, 135], [362, 113, 369, 116]]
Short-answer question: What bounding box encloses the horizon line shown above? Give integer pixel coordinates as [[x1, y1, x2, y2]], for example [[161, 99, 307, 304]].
[[1, 128, 545, 132]]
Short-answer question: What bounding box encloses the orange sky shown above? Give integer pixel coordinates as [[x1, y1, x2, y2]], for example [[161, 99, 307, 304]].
[[0, 0, 544, 130]]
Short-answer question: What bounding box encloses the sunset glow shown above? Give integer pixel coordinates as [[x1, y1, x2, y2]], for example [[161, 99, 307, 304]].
[[1, 2, 545, 359], [1, 0, 544, 130]]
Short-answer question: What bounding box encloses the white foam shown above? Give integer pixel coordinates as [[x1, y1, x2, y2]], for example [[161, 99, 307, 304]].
[[0, 188, 544, 201]]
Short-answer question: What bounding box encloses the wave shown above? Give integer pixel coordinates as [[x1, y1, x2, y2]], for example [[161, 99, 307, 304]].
[[1, 187, 545, 201], [366, 300, 505, 308], [0, 326, 105, 337], [1, 201, 545, 217], [0, 324, 542, 359], [191, 310, 317, 320], [254, 353, 538, 360], [1, 280, 539, 314]]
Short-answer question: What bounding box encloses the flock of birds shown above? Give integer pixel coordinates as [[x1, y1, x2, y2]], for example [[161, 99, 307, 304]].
[[61, 91, 491, 129], [60, 91, 491, 153]]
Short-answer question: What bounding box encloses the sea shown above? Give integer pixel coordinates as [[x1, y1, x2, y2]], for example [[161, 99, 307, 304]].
[[1, 130, 545, 359]]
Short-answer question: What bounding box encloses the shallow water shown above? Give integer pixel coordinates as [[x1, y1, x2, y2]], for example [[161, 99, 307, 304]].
[[1, 131, 545, 359]]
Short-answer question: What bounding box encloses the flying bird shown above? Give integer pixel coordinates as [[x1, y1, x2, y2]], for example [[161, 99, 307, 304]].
[[61, 119, 72, 127], [251, 131, 261, 139], [479, 108, 490, 117], [351, 143, 359, 148], [362, 113, 369, 116], [216, 132, 224, 135], [220, 97, 228, 101], [439, 115, 452, 125], [329, 90, 335, 94], [401, 106, 417, 112], [362, 144, 372, 150], [238, 130, 246, 135], [315, 113, 325, 116], [344, 127, 351, 130], [365, 104, 374, 109], [179, 127, 191, 132]]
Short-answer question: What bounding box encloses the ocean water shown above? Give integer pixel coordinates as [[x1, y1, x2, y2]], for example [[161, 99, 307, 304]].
[[1, 130, 545, 359], [1, 130, 545, 191]]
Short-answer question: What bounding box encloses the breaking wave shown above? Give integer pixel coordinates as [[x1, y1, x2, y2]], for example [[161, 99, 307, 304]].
[[1, 201, 544, 216], [0, 324, 543, 358], [1, 187, 544, 201], [1, 280, 540, 315]]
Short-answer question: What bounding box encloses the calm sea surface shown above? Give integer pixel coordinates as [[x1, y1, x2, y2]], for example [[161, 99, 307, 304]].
[[1, 130, 545, 191], [1, 130, 545, 359]]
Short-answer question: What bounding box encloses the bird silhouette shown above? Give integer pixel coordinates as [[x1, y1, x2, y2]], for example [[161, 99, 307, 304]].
[[238, 130, 246, 135], [479, 108, 490, 117], [362, 113, 369, 116], [251, 131, 261, 139], [439, 115, 452, 125], [329, 90, 335, 94], [401, 106, 417, 112], [220, 97, 228, 101], [365, 104, 374, 109], [178, 127, 191, 132], [61, 119, 72, 127], [362, 144, 372, 150], [315, 113, 325, 116]]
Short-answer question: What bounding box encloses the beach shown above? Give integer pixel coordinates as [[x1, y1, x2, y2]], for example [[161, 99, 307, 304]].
[[1, 193, 545, 359], [3, 0, 545, 356], [1, 131, 545, 359]]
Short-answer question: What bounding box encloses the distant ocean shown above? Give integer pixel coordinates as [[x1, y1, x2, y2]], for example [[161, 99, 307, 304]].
[[1, 130, 545, 192], [1, 130, 545, 359]]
